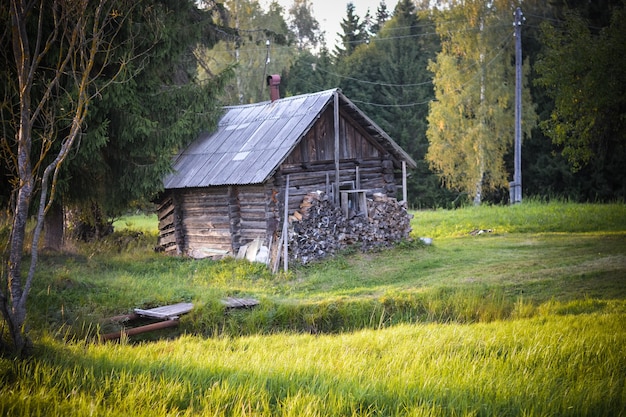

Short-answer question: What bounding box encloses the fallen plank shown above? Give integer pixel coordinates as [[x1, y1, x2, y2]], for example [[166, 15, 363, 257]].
[[134, 302, 194, 319]]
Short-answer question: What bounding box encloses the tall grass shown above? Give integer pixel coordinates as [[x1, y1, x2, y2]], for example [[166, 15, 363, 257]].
[[1, 312, 624, 416], [1, 201, 624, 416]]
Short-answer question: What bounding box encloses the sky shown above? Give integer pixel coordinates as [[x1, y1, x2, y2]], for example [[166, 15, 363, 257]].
[[264, 0, 400, 48]]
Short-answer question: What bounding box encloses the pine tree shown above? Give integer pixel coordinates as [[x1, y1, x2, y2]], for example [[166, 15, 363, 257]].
[[370, 1, 390, 35], [334, 3, 368, 59], [56, 0, 233, 240], [281, 45, 337, 96], [374, 0, 448, 207]]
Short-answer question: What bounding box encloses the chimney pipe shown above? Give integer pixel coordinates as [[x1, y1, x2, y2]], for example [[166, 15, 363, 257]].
[[267, 74, 281, 102]]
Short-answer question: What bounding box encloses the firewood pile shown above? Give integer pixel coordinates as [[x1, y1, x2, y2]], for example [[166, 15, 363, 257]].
[[289, 191, 413, 264]]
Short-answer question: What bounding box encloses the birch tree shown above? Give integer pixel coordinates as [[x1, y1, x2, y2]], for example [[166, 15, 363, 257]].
[[0, 0, 148, 356], [426, 0, 535, 204]]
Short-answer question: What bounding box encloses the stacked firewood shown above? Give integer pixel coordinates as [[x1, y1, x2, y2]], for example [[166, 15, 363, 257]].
[[289, 191, 413, 264]]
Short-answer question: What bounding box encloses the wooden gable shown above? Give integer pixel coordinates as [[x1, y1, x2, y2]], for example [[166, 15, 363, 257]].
[[283, 107, 384, 165]]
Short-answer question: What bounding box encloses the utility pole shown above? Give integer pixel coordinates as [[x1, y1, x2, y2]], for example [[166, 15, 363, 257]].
[[511, 7, 523, 204], [261, 39, 270, 101]]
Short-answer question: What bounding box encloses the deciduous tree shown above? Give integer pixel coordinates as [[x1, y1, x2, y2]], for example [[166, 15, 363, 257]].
[[198, 0, 294, 104], [0, 0, 148, 356], [288, 0, 320, 51], [426, 0, 536, 204]]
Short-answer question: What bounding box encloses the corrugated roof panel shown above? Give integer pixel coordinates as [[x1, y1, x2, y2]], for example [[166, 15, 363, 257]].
[[164, 88, 415, 189]]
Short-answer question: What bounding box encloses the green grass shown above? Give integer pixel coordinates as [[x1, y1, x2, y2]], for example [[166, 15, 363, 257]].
[[2, 313, 624, 416], [411, 199, 626, 237], [113, 213, 159, 235], [1, 201, 625, 416]]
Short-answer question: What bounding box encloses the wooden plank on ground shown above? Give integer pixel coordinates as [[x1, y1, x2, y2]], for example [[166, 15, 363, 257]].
[[134, 302, 194, 319]]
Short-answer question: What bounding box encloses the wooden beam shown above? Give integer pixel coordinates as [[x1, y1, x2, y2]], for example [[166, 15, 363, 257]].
[[101, 319, 180, 341], [334, 91, 340, 204], [402, 160, 407, 203], [283, 175, 290, 272], [221, 297, 260, 309]]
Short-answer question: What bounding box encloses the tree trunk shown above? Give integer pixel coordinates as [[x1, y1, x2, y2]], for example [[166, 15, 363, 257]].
[[2, 175, 32, 357], [473, 181, 482, 206], [43, 202, 64, 251]]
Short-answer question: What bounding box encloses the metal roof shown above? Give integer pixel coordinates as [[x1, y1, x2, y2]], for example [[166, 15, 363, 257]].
[[164, 88, 416, 189]]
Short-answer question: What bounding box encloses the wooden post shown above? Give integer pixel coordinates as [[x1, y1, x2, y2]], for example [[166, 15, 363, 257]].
[[325, 172, 330, 197], [272, 235, 282, 273], [402, 161, 407, 203], [283, 175, 290, 272], [334, 91, 340, 205]]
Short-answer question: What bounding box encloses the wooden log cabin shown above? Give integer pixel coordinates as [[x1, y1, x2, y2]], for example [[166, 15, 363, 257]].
[[157, 79, 416, 260]]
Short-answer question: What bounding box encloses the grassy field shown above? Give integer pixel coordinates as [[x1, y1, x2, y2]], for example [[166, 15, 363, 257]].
[[1, 201, 625, 416]]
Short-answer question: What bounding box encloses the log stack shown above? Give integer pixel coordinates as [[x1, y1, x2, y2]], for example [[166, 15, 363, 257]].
[[289, 191, 413, 264]]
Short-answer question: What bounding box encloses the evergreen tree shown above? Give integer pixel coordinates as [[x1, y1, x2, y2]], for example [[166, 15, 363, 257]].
[[281, 44, 337, 95], [534, 3, 626, 200], [426, 0, 536, 205], [55, 0, 232, 240], [334, 3, 368, 59], [336, 0, 451, 207], [370, 1, 391, 35]]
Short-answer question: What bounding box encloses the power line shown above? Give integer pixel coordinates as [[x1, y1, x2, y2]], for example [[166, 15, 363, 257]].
[[343, 22, 510, 45], [523, 12, 605, 31], [313, 67, 433, 88], [350, 98, 434, 107], [347, 33, 513, 108]]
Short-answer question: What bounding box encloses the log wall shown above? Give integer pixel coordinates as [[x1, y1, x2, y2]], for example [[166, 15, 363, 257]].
[[157, 184, 281, 257], [237, 184, 279, 247]]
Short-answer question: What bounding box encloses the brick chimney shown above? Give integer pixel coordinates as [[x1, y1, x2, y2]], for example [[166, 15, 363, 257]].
[[267, 74, 281, 102]]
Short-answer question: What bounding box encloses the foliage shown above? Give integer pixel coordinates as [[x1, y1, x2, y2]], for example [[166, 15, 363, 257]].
[[534, 4, 626, 199], [60, 0, 232, 223], [197, 0, 295, 105], [287, 0, 321, 51], [0, 0, 154, 356], [280, 47, 337, 95], [331, 1, 452, 208], [369, 0, 391, 35], [0, 0, 234, 355], [334, 2, 369, 59], [426, 0, 537, 205]]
